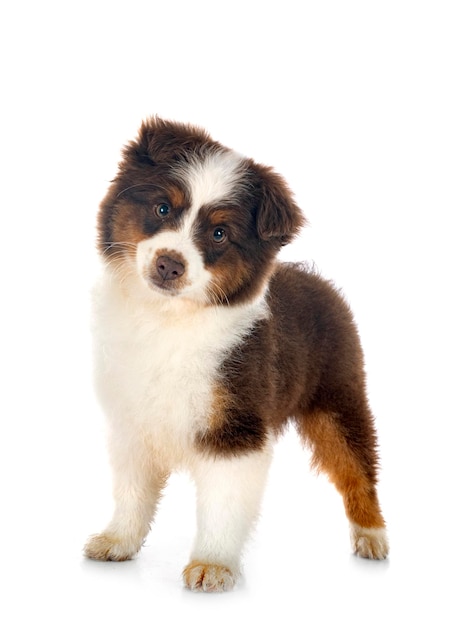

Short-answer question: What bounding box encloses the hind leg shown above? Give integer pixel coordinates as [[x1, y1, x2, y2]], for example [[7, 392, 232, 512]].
[[298, 409, 388, 559]]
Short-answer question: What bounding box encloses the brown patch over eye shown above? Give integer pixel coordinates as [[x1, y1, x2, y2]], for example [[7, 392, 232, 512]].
[[208, 208, 234, 224], [168, 185, 186, 207]]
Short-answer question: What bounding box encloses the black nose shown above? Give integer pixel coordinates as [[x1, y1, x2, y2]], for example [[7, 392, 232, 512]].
[[156, 255, 185, 281]]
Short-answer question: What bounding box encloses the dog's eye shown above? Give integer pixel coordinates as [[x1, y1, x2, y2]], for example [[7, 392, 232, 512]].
[[155, 203, 170, 218], [212, 227, 227, 243]]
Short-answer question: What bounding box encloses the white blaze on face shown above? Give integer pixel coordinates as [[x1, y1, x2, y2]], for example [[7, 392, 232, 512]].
[[136, 150, 246, 302], [178, 149, 246, 225]]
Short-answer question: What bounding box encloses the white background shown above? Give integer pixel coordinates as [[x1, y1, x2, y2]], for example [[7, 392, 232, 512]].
[[1, 1, 457, 623]]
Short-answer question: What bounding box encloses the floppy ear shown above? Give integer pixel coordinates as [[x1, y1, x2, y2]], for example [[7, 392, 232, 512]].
[[252, 163, 306, 244]]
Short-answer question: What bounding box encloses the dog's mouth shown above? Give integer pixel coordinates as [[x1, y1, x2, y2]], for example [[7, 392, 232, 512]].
[[148, 273, 182, 295]]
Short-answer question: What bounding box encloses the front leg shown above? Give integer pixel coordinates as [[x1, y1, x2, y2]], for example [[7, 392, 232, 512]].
[[184, 445, 272, 592], [84, 433, 167, 562]]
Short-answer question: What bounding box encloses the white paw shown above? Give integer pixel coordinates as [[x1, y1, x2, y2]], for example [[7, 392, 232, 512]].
[[350, 524, 389, 560], [84, 532, 140, 562], [183, 561, 236, 592]]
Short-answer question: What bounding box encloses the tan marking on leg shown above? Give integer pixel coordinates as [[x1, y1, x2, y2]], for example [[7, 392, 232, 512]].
[[301, 411, 385, 529]]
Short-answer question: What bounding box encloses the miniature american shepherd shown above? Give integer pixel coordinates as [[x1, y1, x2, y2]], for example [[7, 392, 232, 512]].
[[84, 117, 389, 591]]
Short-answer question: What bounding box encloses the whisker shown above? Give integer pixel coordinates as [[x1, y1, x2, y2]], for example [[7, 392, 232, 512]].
[[104, 257, 136, 287], [100, 245, 230, 308], [102, 241, 137, 249], [207, 279, 230, 307], [101, 241, 138, 256], [115, 182, 169, 199]]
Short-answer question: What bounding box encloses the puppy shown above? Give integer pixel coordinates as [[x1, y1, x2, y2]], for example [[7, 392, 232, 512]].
[[84, 117, 388, 592]]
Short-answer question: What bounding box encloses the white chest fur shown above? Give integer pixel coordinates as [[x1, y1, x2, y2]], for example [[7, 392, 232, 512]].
[[92, 269, 267, 468]]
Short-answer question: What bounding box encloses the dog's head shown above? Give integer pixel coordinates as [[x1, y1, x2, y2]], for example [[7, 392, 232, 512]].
[[98, 117, 305, 306]]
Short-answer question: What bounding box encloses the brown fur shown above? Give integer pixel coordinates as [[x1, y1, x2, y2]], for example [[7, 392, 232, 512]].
[[201, 263, 386, 530], [93, 117, 388, 579], [98, 117, 305, 306], [99, 117, 386, 532]]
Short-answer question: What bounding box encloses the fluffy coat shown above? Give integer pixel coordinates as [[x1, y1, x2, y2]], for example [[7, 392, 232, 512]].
[[84, 117, 388, 592]]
